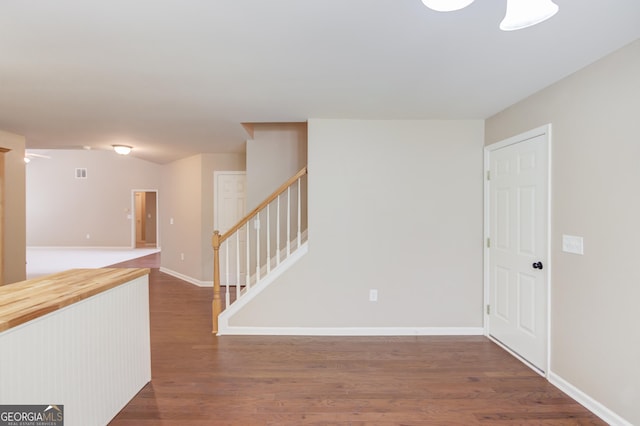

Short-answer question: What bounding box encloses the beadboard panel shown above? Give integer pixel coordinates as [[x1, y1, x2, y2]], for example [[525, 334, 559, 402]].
[[0, 275, 151, 426]]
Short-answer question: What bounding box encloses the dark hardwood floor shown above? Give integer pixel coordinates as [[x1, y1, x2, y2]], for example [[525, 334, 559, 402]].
[[109, 253, 604, 425]]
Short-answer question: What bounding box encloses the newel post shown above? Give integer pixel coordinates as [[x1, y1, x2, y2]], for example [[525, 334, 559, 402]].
[[212, 230, 222, 334]]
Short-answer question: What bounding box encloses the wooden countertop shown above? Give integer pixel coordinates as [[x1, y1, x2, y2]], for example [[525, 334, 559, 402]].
[[0, 268, 150, 332]]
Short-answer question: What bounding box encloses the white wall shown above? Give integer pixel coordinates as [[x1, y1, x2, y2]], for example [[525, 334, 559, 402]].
[[246, 123, 307, 210], [26, 150, 161, 247], [244, 123, 308, 272], [160, 153, 245, 283], [486, 39, 640, 425], [24, 149, 244, 284], [228, 119, 484, 329], [160, 154, 203, 280]]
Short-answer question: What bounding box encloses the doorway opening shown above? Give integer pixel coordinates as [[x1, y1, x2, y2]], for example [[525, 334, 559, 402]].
[[132, 190, 159, 249]]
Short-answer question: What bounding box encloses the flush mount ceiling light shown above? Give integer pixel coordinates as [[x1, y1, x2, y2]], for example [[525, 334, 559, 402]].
[[500, 0, 559, 31], [421, 0, 559, 31], [420, 0, 475, 12], [112, 145, 132, 155]]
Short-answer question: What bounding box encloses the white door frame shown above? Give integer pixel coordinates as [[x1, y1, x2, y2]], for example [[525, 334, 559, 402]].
[[483, 124, 552, 376], [130, 189, 160, 249], [213, 171, 246, 231]]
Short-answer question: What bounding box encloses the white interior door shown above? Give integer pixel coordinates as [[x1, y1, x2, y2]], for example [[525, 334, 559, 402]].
[[215, 172, 247, 286], [215, 173, 246, 233], [486, 127, 549, 373]]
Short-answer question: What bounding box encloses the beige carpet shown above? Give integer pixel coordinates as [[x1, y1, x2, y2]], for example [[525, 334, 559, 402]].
[[26, 247, 161, 279]]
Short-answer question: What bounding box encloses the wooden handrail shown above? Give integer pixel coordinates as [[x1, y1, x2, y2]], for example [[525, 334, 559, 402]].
[[218, 166, 307, 244], [212, 165, 307, 333]]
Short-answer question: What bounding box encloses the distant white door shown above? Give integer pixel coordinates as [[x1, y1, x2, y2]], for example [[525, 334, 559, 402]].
[[214, 172, 247, 286], [486, 127, 549, 373], [215, 172, 246, 233]]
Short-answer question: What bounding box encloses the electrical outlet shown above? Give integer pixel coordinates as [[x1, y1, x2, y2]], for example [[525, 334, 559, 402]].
[[369, 289, 378, 302], [562, 234, 584, 255], [180, 253, 185, 261], [86, 234, 91, 239]]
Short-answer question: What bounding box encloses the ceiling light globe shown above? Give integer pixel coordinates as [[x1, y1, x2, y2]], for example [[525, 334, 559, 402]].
[[500, 0, 559, 31], [113, 145, 133, 155], [421, 0, 475, 12]]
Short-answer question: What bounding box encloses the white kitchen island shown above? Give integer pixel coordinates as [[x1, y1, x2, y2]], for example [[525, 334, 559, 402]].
[[0, 268, 151, 426]]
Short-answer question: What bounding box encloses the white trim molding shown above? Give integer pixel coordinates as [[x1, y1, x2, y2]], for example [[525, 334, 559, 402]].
[[217, 326, 484, 336], [548, 372, 633, 426], [159, 267, 212, 287]]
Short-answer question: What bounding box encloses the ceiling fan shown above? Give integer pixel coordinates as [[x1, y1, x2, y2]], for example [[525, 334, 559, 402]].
[[420, 0, 559, 31]]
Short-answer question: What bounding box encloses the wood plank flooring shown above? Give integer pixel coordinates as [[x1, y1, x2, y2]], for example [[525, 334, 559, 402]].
[[109, 253, 604, 425]]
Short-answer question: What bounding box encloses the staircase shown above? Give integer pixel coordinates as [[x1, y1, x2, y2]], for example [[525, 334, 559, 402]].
[[211, 167, 308, 334]]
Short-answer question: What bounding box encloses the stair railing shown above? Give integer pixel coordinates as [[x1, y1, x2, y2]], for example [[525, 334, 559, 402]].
[[212, 166, 307, 333]]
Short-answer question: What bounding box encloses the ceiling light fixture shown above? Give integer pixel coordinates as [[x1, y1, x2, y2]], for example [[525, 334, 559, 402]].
[[420, 0, 475, 12], [112, 145, 132, 155], [420, 0, 559, 31], [500, 0, 559, 31]]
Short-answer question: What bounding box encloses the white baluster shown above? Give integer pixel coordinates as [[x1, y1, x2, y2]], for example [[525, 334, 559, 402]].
[[266, 203, 271, 274], [276, 194, 281, 266], [245, 222, 250, 288], [235, 232, 240, 303], [256, 213, 261, 282], [297, 177, 302, 248], [224, 241, 230, 308], [287, 186, 291, 256]]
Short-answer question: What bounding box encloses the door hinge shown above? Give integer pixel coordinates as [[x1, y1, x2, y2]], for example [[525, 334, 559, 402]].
[[486, 170, 490, 180], [486, 237, 490, 248], [486, 304, 491, 315]]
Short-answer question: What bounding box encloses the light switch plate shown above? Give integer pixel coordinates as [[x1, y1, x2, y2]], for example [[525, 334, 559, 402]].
[[562, 234, 584, 255]]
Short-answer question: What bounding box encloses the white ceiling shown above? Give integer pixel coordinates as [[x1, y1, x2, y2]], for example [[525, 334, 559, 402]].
[[1, 1, 639, 164]]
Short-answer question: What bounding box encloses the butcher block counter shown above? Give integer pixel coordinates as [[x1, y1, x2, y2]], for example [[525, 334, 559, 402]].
[[0, 268, 150, 332], [0, 268, 152, 426]]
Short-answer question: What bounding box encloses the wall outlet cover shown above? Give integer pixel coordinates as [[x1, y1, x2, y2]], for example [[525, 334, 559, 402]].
[[562, 234, 584, 255]]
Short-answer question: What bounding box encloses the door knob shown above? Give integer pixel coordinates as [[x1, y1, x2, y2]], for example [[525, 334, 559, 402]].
[[532, 261, 543, 270]]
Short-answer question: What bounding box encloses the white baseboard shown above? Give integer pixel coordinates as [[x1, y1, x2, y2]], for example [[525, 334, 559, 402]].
[[159, 267, 212, 287], [548, 371, 632, 426], [217, 326, 484, 336]]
